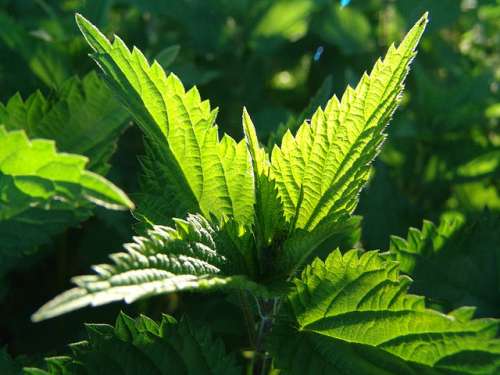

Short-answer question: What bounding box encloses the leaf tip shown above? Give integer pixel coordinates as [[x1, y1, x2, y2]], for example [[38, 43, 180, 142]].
[[75, 12, 90, 32], [420, 11, 429, 25], [30, 312, 42, 323], [74, 12, 84, 23], [414, 12, 429, 36], [75, 12, 111, 53]]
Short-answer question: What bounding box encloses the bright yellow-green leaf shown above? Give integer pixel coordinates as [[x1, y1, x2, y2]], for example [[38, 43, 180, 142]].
[[271, 13, 428, 233], [75, 14, 255, 227]]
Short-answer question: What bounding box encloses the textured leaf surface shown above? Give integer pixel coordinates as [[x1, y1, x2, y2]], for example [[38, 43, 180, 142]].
[[32, 214, 263, 321], [389, 212, 500, 317], [270, 14, 427, 235], [242, 108, 285, 251], [76, 14, 255, 227], [0, 71, 129, 173], [26, 312, 240, 375], [269, 249, 500, 374]]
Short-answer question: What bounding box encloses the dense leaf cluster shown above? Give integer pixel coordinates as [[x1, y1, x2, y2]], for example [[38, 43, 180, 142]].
[[1, 1, 499, 374]]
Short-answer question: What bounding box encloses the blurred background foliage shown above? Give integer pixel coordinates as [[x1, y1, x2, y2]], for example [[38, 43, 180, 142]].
[[0, 0, 499, 369]]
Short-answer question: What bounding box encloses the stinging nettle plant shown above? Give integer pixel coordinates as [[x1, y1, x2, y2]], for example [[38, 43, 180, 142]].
[[26, 12, 500, 374]]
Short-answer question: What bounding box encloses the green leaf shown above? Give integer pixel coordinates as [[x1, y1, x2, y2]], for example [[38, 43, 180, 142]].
[[278, 215, 361, 275], [0, 71, 130, 173], [32, 214, 264, 322], [27, 312, 240, 375], [75, 14, 255, 227], [269, 249, 500, 374], [242, 108, 285, 250], [389, 212, 500, 317], [389, 215, 464, 276], [0, 126, 132, 217], [270, 14, 428, 234], [0, 126, 133, 264]]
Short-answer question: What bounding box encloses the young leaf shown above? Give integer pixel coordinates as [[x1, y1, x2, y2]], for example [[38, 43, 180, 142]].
[[242, 108, 285, 250], [269, 249, 500, 374], [32, 214, 265, 322], [270, 14, 428, 233], [26, 312, 240, 374], [75, 14, 255, 227], [0, 71, 130, 173], [270, 14, 428, 274]]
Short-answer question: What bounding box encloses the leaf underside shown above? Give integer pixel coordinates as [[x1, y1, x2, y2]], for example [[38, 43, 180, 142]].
[[32, 214, 264, 322]]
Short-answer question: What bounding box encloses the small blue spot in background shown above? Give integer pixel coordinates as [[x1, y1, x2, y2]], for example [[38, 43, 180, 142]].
[[313, 46, 324, 62], [340, 0, 351, 7]]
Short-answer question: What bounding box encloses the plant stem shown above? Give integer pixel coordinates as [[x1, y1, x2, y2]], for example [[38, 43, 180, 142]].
[[252, 317, 270, 374], [251, 298, 279, 375]]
